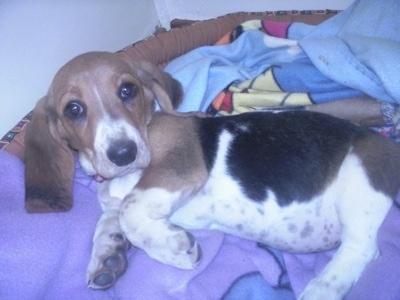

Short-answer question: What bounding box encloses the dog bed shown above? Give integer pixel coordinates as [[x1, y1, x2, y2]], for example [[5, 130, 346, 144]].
[[1, 1, 400, 299]]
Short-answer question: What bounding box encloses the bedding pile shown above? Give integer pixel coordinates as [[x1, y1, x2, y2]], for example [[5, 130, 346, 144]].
[[166, 0, 400, 140], [1, 0, 400, 299]]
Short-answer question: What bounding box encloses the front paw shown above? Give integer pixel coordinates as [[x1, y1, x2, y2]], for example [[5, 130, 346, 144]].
[[162, 226, 202, 269], [87, 233, 130, 289], [119, 191, 202, 269], [126, 223, 202, 269]]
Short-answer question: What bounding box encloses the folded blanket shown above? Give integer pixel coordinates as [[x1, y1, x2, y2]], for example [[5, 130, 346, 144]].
[[299, 0, 400, 103], [1, 140, 400, 299], [165, 0, 400, 115], [206, 20, 364, 116]]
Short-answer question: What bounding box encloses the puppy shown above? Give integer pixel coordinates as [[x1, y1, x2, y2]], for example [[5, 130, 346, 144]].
[[24, 51, 400, 300]]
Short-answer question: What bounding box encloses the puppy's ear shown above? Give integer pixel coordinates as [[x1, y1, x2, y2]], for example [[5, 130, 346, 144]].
[[24, 97, 74, 213], [132, 60, 183, 114]]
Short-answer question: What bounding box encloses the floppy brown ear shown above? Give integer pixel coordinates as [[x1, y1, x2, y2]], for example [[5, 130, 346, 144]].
[[133, 60, 183, 114], [24, 97, 74, 213]]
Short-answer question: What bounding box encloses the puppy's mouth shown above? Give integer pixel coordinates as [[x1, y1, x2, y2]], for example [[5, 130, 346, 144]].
[[79, 143, 150, 184], [91, 164, 140, 183], [93, 174, 106, 183]]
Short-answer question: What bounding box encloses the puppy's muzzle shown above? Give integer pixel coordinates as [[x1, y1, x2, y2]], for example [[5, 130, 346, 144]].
[[107, 140, 137, 166]]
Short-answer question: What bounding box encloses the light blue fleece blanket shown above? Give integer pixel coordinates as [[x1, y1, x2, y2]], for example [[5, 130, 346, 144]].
[[299, 0, 400, 104], [165, 0, 400, 112]]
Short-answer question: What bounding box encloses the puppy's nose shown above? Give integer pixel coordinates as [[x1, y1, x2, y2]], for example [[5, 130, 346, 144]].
[[107, 140, 137, 166]]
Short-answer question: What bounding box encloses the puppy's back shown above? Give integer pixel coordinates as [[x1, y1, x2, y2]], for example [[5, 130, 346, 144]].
[[197, 111, 400, 204]]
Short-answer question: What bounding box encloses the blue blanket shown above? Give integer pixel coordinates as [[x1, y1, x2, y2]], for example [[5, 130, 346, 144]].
[[165, 0, 400, 113]]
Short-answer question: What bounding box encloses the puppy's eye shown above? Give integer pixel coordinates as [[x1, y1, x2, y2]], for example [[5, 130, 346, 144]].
[[64, 101, 85, 119], [119, 82, 137, 101]]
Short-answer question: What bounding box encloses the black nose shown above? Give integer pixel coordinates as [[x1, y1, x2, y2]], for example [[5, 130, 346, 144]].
[[107, 140, 137, 166]]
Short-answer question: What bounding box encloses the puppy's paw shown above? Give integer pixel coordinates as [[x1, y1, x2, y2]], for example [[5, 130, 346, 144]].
[[87, 233, 130, 289], [137, 225, 202, 269], [164, 227, 202, 269]]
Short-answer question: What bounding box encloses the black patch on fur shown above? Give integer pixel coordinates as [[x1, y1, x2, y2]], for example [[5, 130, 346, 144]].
[[197, 118, 223, 172], [198, 111, 365, 206]]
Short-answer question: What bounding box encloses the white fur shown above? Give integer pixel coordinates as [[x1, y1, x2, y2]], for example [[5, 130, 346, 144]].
[[79, 116, 150, 179], [88, 129, 393, 299], [120, 188, 201, 269], [172, 132, 392, 299]]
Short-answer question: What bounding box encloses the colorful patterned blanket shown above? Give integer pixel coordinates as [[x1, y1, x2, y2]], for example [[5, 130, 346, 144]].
[[206, 19, 365, 116], [165, 0, 400, 117]]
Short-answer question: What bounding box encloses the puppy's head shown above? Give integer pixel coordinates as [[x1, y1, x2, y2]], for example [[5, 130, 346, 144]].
[[24, 51, 183, 212]]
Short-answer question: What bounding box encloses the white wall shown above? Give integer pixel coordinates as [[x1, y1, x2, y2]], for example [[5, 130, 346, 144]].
[[0, 0, 159, 136], [154, 0, 355, 29]]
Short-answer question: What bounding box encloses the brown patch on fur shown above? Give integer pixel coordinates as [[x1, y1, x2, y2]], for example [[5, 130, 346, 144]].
[[136, 114, 208, 194], [25, 98, 74, 212], [353, 131, 400, 198]]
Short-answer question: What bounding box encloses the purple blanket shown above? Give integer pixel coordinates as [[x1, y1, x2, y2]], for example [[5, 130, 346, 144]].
[[1, 149, 400, 299]]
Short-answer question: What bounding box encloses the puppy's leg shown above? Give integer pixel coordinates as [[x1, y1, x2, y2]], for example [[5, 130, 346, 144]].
[[87, 209, 130, 289], [120, 187, 202, 269], [299, 157, 393, 300], [87, 176, 137, 289]]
